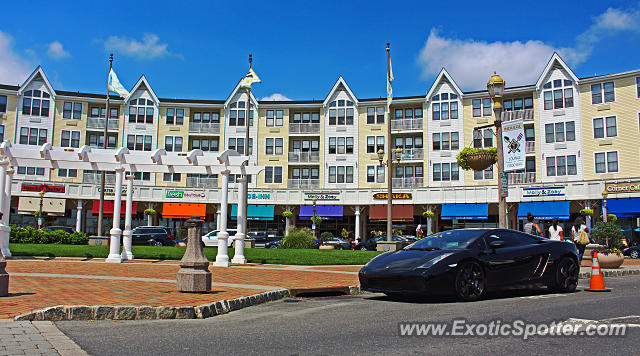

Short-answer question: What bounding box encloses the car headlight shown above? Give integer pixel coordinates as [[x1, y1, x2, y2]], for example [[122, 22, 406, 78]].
[[415, 253, 453, 270]]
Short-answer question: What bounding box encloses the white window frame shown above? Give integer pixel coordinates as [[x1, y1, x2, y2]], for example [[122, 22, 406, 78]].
[[265, 137, 284, 155], [165, 108, 185, 125], [594, 151, 619, 174], [60, 130, 81, 148], [264, 166, 283, 184]]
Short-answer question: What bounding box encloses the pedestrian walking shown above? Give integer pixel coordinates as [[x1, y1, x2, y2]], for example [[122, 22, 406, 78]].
[[548, 218, 564, 241], [416, 224, 424, 239], [572, 217, 590, 263], [523, 213, 542, 237]]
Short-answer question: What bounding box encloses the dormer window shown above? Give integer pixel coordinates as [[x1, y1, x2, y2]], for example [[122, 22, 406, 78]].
[[328, 100, 355, 125], [228, 101, 255, 126], [432, 93, 458, 120], [543, 80, 573, 110], [128, 98, 154, 124], [22, 90, 50, 117]]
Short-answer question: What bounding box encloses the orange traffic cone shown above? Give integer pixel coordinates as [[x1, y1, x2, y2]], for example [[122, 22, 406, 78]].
[[585, 252, 611, 292]]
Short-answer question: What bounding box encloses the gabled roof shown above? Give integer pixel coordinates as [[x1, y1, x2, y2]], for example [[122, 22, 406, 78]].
[[224, 80, 259, 108], [425, 68, 463, 100], [535, 52, 579, 90], [124, 75, 159, 104], [323, 76, 358, 107], [18, 66, 56, 98]]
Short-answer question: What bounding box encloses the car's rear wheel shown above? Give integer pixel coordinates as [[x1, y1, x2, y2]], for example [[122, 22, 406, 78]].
[[631, 250, 640, 259], [548, 257, 578, 293], [454, 261, 485, 301]]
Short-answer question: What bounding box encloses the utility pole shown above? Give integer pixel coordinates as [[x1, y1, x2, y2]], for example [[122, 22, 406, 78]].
[[98, 54, 113, 237]]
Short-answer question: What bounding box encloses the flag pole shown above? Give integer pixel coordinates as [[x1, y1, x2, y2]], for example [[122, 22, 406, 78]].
[[97, 54, 113, 237], [243, 54, 252, 238], [386, 43, 393, 243]]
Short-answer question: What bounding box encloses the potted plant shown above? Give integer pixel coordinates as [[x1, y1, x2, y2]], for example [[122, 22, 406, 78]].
[[282, 211, 293, 219], [456, 147, 497, 171], [311, 216, 322, 225], [599, 214, 617, 222], [144, 208, 156, 226], [590, 220, 625, 268], [422, 211, 435, 218], [579, 208, 593, 217]]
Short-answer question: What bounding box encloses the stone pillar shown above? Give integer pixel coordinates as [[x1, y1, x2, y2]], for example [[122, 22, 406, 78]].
[[177, 216, 211, 292], [213, 170, 230, 267], [0, 162, 9, 258], [0, 168, 12, 257], [0, 251, 7, 297], [106, 168, 124, 263], [75, 200, 83, 233], [354, 206, 361, 241], [121, 174, 134, 260], [232, 177, 247, 264]]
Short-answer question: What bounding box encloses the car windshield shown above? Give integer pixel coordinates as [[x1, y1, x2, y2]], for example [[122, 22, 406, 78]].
[[405, 230, 486, 250]]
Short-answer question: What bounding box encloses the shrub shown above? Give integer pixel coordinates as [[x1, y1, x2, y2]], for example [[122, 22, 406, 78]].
[[9, 225, 88, 245], [319, 232, 333, 241], [311, 216, 322, 225], [591, 221, 625, 250], [281, 228, 316, 249]]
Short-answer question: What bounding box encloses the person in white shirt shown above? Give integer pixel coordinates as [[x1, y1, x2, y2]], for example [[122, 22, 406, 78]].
[[548, 218, 564, 241]]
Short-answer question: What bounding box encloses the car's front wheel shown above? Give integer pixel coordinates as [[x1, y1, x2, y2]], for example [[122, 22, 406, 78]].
[[454, 261, 485, 301], [630, 250, 640, 259], [548, 257, 578, 293]]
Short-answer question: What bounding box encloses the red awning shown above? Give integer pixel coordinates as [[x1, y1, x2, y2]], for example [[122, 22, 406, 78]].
[[369, 204, 414, 222], [92, 200, 137, 217]]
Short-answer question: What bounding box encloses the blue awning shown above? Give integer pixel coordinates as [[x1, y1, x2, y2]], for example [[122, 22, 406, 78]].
[[231, 204, 274, 221], [441, 203, 488, 220], [299, 205, 343, 220], [606, 198, 640, 217], [518, 201, 570, 220]]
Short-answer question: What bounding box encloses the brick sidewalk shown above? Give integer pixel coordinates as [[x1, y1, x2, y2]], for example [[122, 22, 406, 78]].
[[0, 257, 360, 320]]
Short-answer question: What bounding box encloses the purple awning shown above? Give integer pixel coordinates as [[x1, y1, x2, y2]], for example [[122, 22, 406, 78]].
[[299, 205, 343, 220]]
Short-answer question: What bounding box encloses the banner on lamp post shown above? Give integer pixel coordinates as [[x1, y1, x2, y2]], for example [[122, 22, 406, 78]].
[[501, 118, 525, 172]]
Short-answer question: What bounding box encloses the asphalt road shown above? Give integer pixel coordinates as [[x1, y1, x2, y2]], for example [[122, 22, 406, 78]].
[[57, 276, 640, 356]]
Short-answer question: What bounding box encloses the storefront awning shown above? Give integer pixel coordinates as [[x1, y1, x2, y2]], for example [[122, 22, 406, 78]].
[[162, 203, 206, 219], [299, 205, 343, 220], [369, 205, 413, 222], [92, 200, 138, 217], [231, 204, 275, 221], [18, 197, 66, 216], [518, 201, 570, 220], [441, 203, 488, 220], [606, 198, 640, 217]]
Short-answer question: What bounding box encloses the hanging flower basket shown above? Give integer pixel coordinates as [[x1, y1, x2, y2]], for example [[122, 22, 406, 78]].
[[144, 208, 156, 216], [580, 208, 594, 216], [422, 211, 435, 218], [456, 147, 497, 171], [282, 211, 293, 219]]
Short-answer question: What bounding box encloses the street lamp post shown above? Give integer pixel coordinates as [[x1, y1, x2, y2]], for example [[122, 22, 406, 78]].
[[487, 72, 507, 228], [38, 189, 44, 229], [378, 147, 402, 242], [602, 190, 609, 223], [312, 197, 317, 239]]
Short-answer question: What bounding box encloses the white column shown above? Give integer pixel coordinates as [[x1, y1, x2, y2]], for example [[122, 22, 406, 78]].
[[585, 201, 592, 231], [213, 170, 230, 267], [284, 205, 291, 237], [121, 174, 134, 260], [354, 206, 360, 241], [232, 177, 247, 264], [0, 161, 9, 258], [106, 168, 124, 263], [75, 200, 83, 233], [216, 206, 221, 231], [0, 167, 12, 257]]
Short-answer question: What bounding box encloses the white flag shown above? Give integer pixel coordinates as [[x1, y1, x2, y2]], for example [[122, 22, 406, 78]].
[[108, 69, 129, 97]]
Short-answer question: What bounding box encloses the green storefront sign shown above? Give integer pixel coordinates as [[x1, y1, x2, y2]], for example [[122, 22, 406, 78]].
[[166, 190, 184, 198]]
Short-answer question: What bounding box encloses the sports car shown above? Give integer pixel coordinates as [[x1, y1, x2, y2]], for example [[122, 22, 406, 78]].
[[359, 229, 580, 301]]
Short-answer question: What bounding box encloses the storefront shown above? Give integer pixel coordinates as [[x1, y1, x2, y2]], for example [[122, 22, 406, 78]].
[[606, 198, 640, 231], [440, 203, 494, 230], [231, 204, 279, 233], [367, 204, 415, 237]]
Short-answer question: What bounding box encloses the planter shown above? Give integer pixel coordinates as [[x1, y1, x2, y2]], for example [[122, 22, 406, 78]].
[[583, 244, 604, 261], [596, 252, 624, 269], [319, 245, 334, 250], [466, 153, 496, 171]]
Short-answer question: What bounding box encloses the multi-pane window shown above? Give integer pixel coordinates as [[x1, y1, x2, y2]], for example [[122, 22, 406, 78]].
[[546, 155, 578, 176], [394, 107, 424, 121], [190, 138, 219, 152], [593, 116, 617, 138], [191, 111, 220, 124], [328, 100, 355, 125], [128, 98, 154, 124], [472, 129, 492, 149], [395, 165, 424, 181], [265, 110, 284, 126], [22, 90, 50, 117], [503, 97, 534, 111], [164, 136, 183, 152], [544, 121, 576, 143], [60, 130, 80, 148], [0, 125, 4, 142], [329, 137, 354, 154], [394, 136, 423, 150], [126, 135, 153, 151], [57, 168, 78, 178], [366, 165, 385, 183], [543, 79, 573, 110], [19, 128, 47, 145], [90, 107, 118, 120], [366, 107, 385, 124], [290, 168, 319, 181], [16, 167, 45, 176], [433, 132, 460, 151], [87, 134, 117, 148], [595, 151, 618, 173], [471, 98, 492, 117], [0, 96, 6, 113], [291, 112, 320, 123], [291, 139, 319, 153], [163, 173, 181, 182], [637, 77, 640, 98], [133, 172, 151, 181], [474, 166, 494, 180], [63, 102, 83, 120], [265, 137, 284, 155], [366, 136, 384, 153], [591, 82, 615, 104], [431, 94, 457, 120], [264, 166, 283, 184], [165, 108, 185, 125], [228, 138, 253, 155], [228, 102, 255, 126], [328, 166, 354, 183], [432, 163, 459, 181]]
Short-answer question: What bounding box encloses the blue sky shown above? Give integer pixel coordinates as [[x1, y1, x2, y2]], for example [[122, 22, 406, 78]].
[[1, 1, 639, 101]]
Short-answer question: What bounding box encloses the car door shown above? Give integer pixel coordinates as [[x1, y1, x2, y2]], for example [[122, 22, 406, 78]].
[[482, 230, 543, 287]]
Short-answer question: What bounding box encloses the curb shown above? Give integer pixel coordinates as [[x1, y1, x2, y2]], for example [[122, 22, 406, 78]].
[[579, 268, 640, 279]]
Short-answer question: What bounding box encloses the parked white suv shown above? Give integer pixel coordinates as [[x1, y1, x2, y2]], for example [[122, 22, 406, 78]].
[[202, 229, 237, 247]]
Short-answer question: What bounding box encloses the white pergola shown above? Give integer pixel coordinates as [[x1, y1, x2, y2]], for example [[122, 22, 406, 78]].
[[0, 141, 263, 266]]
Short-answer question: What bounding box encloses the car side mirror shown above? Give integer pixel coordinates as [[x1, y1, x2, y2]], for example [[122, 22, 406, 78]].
[[489, 241, 505, 249]]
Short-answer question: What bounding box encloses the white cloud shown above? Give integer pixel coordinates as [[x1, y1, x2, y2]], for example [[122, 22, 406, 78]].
[[0, 31, 33, 85], [47, 41, 70, 59], [104, 34, 175, 59], [417, 6, 640, 90], [261, 93, 292, 101]]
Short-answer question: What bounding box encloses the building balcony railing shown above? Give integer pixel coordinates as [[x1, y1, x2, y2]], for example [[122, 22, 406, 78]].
[[86, 118, 119, 130], [392, 177, 424, 188], [391, 118, 423, 131], [289, 123, 321, 134], [288, 178, 320, 189], [397, 148, 424, 160], [501, 109, 535, 122], [189, 122, 220, 134], [525, 141, 535, 154], [186, 176, 218, 188], [507, 172, 536, 185], [288, 151, 320, 163], [83, 172, 115, 184]]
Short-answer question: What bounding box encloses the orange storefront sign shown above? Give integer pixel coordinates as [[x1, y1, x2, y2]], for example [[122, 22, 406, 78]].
[[162, 203, 206, 219]]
